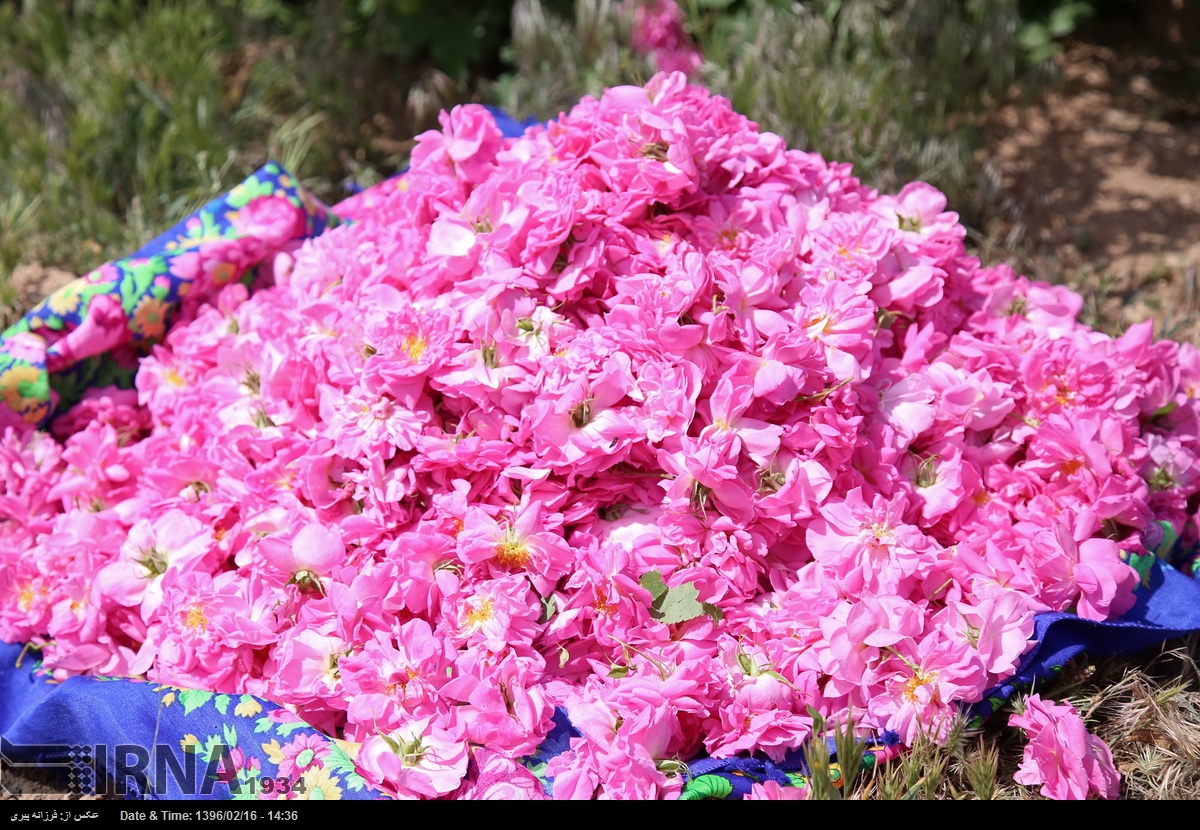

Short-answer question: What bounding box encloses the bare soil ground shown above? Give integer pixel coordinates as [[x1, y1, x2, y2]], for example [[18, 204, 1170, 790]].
[[2, 264, 74, 331], [982, 39, 1200, 343], [0, 765, 107, 801]]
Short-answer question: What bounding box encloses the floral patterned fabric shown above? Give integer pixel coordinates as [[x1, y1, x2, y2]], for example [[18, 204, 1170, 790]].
[[0, 642, 379, 799], [0, 163, 335, 430]]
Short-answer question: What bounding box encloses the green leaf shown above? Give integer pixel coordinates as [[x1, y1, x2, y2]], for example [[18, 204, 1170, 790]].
[[1048, 2, 1092, 38], [200, 734, 227, 763], [1154, 520, 1179, 558], [656, 759, 688, 775], [806, 705, 826, 734], [700, 601, 724, 623], [639, 569, 669, 601], [119, 258, 168, 313], [1017, 22, 1051, 51], [214, 694, 231, 715], [657, 580, 704, 625], [680, 773, 734, 800], [224, 175, 274, 209], [1125, 552, 1155, 589], [229, 774, 258, 800], [764, 669, 794, 688], [642, 570, 721, 626]]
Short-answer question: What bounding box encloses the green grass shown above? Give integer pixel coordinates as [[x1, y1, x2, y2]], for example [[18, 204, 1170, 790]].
[[0, 0, 1040, 313], [500, 0, 1036, 218], [0, 0, 489, 307]]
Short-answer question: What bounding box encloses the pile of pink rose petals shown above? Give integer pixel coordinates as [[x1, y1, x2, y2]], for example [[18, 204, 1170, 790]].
[[6, 71, 1200, 799]]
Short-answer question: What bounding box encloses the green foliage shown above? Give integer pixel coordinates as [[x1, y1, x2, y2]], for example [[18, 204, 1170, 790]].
[[801, 709, 844, 800], [1017, 1, 1094, 63], [496, 0, 660, 121], [1, 2, 228, 272], [639, 569, 723, 625], [345, 0, 513, 80], [227, 0, 529, 81], [797, 708, 867, 800], [0, 0, 519, 289], [1, 3, 283, 275]]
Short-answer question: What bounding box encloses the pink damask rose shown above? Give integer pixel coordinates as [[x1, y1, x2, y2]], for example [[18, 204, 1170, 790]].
[[356, 717, 469, 799], [746, 781, 806, 800], [228, 195, 307, 247], [411, 104, 503, 186], [1010, 694, 1120, 800], [50, 386, 149, 441], [11, 73, 1200, 799], [625, 0, 703, 75], [453, 749, 548, 800]]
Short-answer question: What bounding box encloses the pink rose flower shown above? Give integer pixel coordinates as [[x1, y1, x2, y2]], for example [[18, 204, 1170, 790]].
[[1010, 694, 1120, 800]]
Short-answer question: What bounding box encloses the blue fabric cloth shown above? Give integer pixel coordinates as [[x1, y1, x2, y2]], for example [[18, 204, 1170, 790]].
[[484, 105, 541, 138], [0, 644, 381, 799], [969, 554, 1200, 723]]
